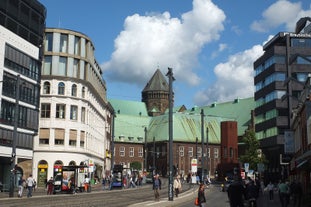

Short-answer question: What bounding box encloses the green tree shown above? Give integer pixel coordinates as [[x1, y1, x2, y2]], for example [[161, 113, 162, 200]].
[[130, 161, 142, 170], [239, 129, 267, 171]]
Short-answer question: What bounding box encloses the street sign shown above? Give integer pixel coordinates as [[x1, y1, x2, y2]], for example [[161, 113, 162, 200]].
[[191, 159, 197, 173]]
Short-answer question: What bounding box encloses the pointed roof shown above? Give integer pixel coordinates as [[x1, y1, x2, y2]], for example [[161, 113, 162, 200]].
[[142, 69, 169, 92]]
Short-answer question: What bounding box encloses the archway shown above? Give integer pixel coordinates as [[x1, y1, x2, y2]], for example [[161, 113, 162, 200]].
[[37, 160, 48, 187]]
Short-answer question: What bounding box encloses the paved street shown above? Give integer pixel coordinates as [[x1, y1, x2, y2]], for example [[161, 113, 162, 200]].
[[0, 180, 309, 207]]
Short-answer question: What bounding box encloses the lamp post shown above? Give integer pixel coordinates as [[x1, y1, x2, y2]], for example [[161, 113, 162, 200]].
[[200, 109, 205, 183], [206, 127, 209, 179], [144, 127, 147, 171], [153, 136, 155, 170], [110, 111, 115, 173], [166, 67, 174, 201], [196, 137, 198, 160], [9, 75, 20, 197]]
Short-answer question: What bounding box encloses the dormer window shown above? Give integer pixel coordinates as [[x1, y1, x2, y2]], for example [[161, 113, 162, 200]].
[[119, 135, 125, 141], [137, 136, 143, 142], [128, 136, 134, 141]]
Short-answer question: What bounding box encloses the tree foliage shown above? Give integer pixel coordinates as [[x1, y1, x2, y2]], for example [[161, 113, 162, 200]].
[[239, 130, 267, 170]]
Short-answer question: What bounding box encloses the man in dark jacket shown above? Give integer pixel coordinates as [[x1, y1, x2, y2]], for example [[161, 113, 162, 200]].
[[246, 180, 259, 207], [227, 177, 246, 207]]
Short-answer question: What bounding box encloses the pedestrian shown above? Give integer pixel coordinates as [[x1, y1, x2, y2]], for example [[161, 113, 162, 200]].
[[278, 179, 290, 207], [267, 181, 275, 201], [173, 175, 182, 197], [227, 176, 246, 207], [291, 180, 303, 207], [84, 175, 90, 192], [198, 183, 206, 207], [18, 176, 26, 198], [153, 174, 161, 201], [46, 177, 54, 195], [26, 174, 35, 198], [246, 180, 259, 207]]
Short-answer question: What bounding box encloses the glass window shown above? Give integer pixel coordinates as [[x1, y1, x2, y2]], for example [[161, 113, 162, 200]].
[[197, 147, 202, 157], [70, 105, 78, 120], [73, 59, 79, 78], [188, 147, 193, 157], [58, 82, 65, 95], [120, 146, 125, 157], [60, 34, 68, 53], [81, 107, 85, 123], [214, 148, 219, 158], [40, 103, 50, 118], [56, 104, 65, 119], [74, 36, 80, 55], [71, 84, 77, 96], [43, 81, 50, 94], [179, 146, 184, 157], [44, 33, 53, 52], [138, 148, 143, 157], [43, 56, 51, 75], [82, 87, 85, 98], [129, 147, 134, 157], [58, 57, 66, 76]]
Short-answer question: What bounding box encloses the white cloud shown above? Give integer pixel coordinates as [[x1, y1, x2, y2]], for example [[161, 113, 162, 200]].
[[193, 44, 264, 105], [251, 0, 307, 33], [211, 43, 228, 59], [102, 0, 225, 87]]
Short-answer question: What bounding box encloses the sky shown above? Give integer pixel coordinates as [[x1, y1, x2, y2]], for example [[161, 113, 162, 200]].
[[39, 0, 311, 109]]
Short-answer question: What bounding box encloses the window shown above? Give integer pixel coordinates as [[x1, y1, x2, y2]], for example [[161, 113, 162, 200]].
[[58, 82, 65, 95], [70, 105, 78, 120], [230, 147, 233, 158], [138, 147, 143, 157], [81, 107, 85, 123], [43, 81, 50, 94], [71, 84, 77, 96], [188, 147, 193, 157], [80, 131, 85, 148], [74, 36, 80, 55], [224, 147, 227, 158], [58, 57, 66, 76], [60, 34, 68, 53], [56, 104, 65, 119], [54, 128, 64, 145], [129, 147, 134, 157], [198, 147, 202, 157], [40, 103, 51, 118], [208, 148, 210, 158], [39, 128, 50, 145], [69, 129, 77, 146], [43, 56, 52, 75], [82, 87, 85, 98], [120, 146, 125, 157], [214, 148, 219, 159], [44, 33, 53, 52], [179, 146, 184, 157]]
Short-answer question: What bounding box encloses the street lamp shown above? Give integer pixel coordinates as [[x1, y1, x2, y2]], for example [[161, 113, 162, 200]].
[[166, 67, 174, 201], [9, 75, 20, 197], [144, 127, 147, 171], [200, 109, 205, 183]]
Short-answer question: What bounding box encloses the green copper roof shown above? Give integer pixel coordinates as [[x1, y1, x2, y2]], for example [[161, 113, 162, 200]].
[[147, 112, 230, 144], [186, 97, 255, 136], [109, 99, 148, 116]]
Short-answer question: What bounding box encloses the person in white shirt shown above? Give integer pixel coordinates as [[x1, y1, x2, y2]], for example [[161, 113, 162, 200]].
[[26, 174, 34, 198]]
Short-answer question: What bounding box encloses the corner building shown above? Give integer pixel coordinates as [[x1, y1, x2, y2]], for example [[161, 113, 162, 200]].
[[33, 28, 112, 187], [0, 0, 46, 190], [254, 31, 311, 182]]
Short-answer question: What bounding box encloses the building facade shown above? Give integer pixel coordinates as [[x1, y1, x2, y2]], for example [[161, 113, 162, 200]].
[[254, 30, 311, 182], [0, 0, 46, 191], [33, 28, 112, 187]]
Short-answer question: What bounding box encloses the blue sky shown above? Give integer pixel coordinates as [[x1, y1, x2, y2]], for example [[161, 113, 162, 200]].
[[39, 0, 311, 109]]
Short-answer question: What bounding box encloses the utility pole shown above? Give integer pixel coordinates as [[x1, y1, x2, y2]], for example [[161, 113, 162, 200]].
[[144, 127, 147, 171], [200, 109, 205, 183], [196, 137, 198, 160], [153, 136, 155, 170], [206, 127, 209, 178], [166, 67, 174, 201], [110, 111, 116, 173], [10, 75, 20, 197]]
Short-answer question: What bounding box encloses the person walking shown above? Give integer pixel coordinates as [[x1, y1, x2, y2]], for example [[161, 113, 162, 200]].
[[46, 177, 54, 195], [18, 176, 26, 198], [267, 181, 275, 201], [246, 180, 259, 207], [153, 174, 161, 201], [173, 175, 182, 197], [291, 181, 303, 207], [198, 183, 206, 207], [278, 179, 290, 207], [26, 174, 35, 198], [227, 177, 246, 207]]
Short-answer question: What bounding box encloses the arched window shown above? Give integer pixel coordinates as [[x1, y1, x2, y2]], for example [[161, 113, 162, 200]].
[[58, 82, 65, 95], [69, 161, 76, 166], [71, 84, 77, 96], [82, 86, 85, 98], [43, 81, 50, 94]]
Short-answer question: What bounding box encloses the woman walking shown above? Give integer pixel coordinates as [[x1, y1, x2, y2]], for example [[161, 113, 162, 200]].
[[198, 183, 206, 207]]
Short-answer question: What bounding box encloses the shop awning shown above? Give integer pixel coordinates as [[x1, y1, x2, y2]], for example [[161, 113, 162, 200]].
[[296, 159, 308, 169]]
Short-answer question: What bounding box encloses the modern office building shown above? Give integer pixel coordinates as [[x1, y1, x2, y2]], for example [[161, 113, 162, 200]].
[[0, 0, 46, 191], [33, 28, 113, 187], [254, 26, 311, 182]]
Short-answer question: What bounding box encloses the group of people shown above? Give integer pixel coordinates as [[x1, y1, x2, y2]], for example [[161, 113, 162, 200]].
[[226, 176, 304, 207], [18, 174, 36, 198]]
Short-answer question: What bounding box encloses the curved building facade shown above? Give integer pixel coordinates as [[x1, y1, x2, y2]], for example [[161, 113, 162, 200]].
[[33, 28, 112, 186]]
